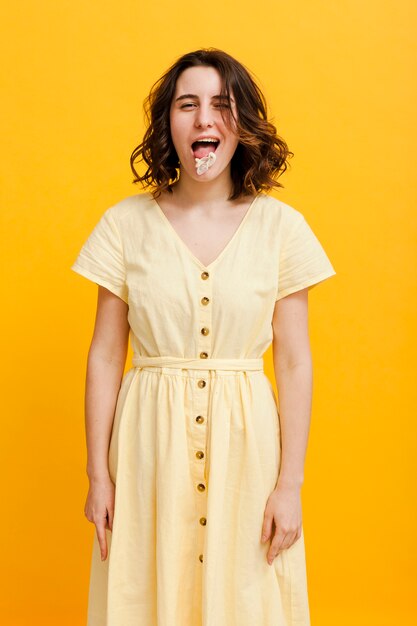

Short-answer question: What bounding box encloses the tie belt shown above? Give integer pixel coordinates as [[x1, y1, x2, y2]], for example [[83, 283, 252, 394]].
[[132, 356, 264, 371]]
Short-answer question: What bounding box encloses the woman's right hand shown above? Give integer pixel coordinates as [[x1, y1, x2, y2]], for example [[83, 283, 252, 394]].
[[84, 475, 115, 561]]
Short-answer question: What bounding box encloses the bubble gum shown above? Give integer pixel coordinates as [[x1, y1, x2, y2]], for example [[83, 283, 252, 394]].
[[194, 151, 217, 175]]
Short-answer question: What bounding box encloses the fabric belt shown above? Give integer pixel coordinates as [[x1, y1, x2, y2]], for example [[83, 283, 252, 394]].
[[132, 356, 264, 371]]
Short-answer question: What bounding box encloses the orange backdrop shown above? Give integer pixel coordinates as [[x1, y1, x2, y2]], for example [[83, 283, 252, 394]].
[[1, 1, 416, 624]]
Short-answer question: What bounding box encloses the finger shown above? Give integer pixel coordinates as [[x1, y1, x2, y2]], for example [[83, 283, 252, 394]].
[[282, 529, 301, 551], [275, 530, 297, 555], [107, 508, 114, 532], [96, 523, 108, 561], [261, 512, 273, 543], [269, 530, 298, 563], [267, 529, 287, 563]]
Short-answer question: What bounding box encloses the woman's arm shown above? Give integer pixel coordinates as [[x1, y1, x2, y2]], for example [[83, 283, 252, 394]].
[[85, 285, 130, 481], [261, 287, 312, 564], [83, 286, 129, 561], [271, 287, 312, 489]]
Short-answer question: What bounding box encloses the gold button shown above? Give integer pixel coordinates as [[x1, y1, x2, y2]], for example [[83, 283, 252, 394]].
[[201, 327, 209, 336], [199, 517, 207, 526], [197, 483, 205, 492], [196, 415, 205, 423], [201, 271, 209, 280], [201, 297, 210, 305], [196, 450, 204, 459], [199, 554, 204, 562], [197, 379, 206, 388], [200, 351, 208, 359]]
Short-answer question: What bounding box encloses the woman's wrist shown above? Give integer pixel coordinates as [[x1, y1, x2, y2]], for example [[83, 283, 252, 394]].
[[87, 466, 111, 482], [275, 475, 304, 491]]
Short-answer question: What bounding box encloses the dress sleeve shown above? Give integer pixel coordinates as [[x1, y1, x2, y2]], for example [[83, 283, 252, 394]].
[[70, 207, 128, 303], [276, 212, 336, 301]]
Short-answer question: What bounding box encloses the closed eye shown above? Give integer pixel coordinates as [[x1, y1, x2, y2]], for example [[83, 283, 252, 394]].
[[180, 103, 231, 109]]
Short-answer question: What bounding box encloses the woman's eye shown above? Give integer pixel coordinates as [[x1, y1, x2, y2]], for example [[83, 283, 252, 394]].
[[180, 103, 230, 109]]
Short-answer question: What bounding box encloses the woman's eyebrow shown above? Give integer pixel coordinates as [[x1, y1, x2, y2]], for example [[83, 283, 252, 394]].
[[175, 94, 235, 103]]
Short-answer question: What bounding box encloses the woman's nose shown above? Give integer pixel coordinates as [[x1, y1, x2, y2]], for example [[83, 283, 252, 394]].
[[195, 104, 214, 128]]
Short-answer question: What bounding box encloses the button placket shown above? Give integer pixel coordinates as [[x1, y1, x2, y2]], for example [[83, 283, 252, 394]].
[[194, 373, 208, 565], [193, 269, 213, 565], [199, 270, 211, 361]]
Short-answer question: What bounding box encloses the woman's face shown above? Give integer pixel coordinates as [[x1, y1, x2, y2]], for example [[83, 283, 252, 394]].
[[169, 65, 239, 181]]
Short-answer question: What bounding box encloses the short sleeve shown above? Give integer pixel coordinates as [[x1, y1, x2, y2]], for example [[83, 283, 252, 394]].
[[276, 213, 336, 301], [70, 207, 128, 303]]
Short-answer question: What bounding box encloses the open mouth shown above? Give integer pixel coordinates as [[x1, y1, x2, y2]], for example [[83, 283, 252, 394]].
[[191, 139, 220, 160]]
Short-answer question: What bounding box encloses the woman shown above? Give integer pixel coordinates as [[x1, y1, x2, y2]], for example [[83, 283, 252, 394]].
[[71, 48, 336, 626]]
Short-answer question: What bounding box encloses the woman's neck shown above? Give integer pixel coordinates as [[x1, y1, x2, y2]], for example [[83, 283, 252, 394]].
[[170, 168, 235, 208]]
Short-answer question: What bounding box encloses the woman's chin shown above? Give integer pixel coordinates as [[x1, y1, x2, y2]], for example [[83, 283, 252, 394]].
[[180, 163, 218, 180]]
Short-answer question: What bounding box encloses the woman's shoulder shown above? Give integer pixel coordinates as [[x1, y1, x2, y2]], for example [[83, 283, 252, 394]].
[[104, 191, 155, 229], [258, 193, 305, 229]]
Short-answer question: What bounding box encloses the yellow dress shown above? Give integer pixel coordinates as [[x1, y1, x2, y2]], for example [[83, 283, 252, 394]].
[[71, 191, 336, 626]]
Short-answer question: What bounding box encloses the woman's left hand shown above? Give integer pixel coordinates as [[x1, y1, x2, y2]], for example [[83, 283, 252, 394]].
[[261, 483, 303, 565]]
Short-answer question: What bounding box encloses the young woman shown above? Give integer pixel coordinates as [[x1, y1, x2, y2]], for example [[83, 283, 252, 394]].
[[71, 48, 336, 626]]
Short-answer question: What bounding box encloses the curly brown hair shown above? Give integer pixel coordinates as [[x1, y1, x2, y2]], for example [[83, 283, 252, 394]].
[[130, 48, 294, 201]]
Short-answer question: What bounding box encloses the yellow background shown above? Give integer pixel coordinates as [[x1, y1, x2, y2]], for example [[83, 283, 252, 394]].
[[1, 1, 416, 624]]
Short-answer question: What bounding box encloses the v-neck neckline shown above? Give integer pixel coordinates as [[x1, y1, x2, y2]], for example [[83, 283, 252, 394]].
[[150, 192, 261, 271]]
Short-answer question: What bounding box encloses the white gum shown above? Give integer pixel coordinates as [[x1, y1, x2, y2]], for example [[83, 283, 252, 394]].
[[194, 151, 217, 175]]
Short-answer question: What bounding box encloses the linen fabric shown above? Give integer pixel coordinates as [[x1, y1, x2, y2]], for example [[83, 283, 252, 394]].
[[71, 191, 336, 626]]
